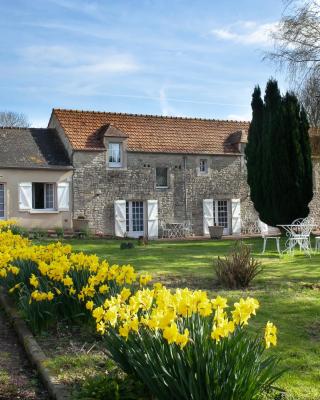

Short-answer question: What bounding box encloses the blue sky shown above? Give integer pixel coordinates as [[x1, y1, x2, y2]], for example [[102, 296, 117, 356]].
[[0, 0, 287, 127]]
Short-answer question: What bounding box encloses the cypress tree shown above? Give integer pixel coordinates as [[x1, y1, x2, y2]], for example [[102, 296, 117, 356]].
[[259, 79, 283, 225], [245, 86, 264, 212], [246, 79, 313, 226]]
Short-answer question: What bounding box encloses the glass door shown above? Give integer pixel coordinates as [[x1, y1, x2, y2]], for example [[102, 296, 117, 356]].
[[214, 200, 230, 235], [126, 201, 144, 237]]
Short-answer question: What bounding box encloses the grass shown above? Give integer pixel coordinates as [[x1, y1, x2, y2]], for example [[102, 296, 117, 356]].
[[37, 236, 320, 399]]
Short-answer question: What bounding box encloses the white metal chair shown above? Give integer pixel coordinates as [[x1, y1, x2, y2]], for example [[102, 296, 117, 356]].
[[286, 217, 314, 256], [159, 220, 171, 238], [183, 221, 193, 237], [261, 226, 281, 254]]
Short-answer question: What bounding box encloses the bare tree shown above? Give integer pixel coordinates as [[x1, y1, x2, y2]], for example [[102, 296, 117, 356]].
[[267, 0, 320, 84], [0, 111, 30, 128], [298, 71, 320, 127]]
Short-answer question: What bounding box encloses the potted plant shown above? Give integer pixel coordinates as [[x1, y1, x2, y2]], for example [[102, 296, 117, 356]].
[[208, 224, 224, 239]]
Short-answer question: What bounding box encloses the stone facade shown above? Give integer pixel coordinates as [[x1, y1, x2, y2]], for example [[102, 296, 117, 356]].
[[309, 158, 320, 227], [71, 149, 257, 236]]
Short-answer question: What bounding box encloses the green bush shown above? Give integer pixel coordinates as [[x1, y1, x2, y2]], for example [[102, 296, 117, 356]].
[[214, 241, 263, 289], [31, 228, 46, 239], [54, 226, 64, 238], [73, 371, 151, 400], [9, 224, 29, 237], [120, 242, 135, 250]]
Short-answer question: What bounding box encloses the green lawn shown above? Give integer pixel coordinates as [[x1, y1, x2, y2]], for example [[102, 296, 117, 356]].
[[41, 237, 320, 399]]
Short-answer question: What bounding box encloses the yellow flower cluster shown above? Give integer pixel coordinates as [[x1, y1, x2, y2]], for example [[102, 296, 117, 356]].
[[0, 229, 150, 312], [92, 285, 276, 350], [31, 290, 54, 302], [0, 219, 18, 232], [265, 321, 277, 348]]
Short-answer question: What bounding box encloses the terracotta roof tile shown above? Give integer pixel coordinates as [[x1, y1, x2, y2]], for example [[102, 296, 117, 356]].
[[52, 109, 250, 155]]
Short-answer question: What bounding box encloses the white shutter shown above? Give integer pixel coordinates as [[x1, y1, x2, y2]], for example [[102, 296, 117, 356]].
[[57, 182, 70, 211], [19, 182, 32, 210], [203, 199, 214, 235], [147, 200, 158, 239], [114, 200, 126, 237], [231, 198, 241, 235]]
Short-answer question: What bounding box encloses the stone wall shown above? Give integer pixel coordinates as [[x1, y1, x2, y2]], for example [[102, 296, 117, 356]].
[[72, 150, 257, 236]]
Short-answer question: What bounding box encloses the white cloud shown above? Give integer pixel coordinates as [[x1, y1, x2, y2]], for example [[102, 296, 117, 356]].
[[227, 113, 251, 121], [47, 0, 100, 15], [20, 45, 140, 75], [159, 87, 186, 117], [159, 87, 170, 116], [211, 21, 278, 46], [30, 118, 49, 128]]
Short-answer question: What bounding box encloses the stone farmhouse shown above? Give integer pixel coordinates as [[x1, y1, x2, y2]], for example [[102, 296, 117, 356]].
[[0, 109, 319, 238]]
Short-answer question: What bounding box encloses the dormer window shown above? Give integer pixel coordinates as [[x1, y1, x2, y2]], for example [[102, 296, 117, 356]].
[[109, 143, 122, 167]]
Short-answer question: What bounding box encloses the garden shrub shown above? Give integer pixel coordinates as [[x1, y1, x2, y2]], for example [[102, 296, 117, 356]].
[[93, 287, 283, 400], [214, 241, 263, 288], [73, 370, 151, 400], [54, 226, 64, 238], [120, 242, 135, 250]]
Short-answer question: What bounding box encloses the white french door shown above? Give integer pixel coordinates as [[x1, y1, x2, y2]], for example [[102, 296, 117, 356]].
[[0, 184, 5, 219], [214, 200, 230, 235], [126, 201, 144, 238]]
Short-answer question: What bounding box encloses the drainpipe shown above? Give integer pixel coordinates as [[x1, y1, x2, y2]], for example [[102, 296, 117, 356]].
[[183, 155, 187, 220]]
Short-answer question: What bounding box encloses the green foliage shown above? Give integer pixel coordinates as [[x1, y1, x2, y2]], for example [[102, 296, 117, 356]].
[[78, 228, 91, 239], [104, 324, 284, 400], [245, 86, 264, 211], [120, 242, 135, 250], [214, 241, 263, 288], [245, 79, 313, 226], [9, 224, 29, 237], [54, 226, 64, 238], [73, 371, 151, 400], [30, 228, 46, 239]]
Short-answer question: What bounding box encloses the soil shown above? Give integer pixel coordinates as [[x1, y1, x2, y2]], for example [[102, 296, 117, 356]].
[[0, 307, 48, 400]]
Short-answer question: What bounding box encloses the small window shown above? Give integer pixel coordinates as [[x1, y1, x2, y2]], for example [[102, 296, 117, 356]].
[[199, 159, 208, 174], [32, 183, 55, 210], [156, 167, 168, 188], [0, 184, 5, 219], [109, 143, 122, 167]]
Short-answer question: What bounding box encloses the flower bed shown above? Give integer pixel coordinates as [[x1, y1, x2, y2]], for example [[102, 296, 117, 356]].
[[0, 220, 151, 332], [0, 220, 283, 399]]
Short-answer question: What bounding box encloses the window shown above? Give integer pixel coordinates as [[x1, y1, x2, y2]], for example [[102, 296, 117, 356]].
[[0, 184, 4, 219], [32, 183, 55, 210], [156, 167, 168, 188], [199, 159, 208, 174], [109, 143, 122, 167]]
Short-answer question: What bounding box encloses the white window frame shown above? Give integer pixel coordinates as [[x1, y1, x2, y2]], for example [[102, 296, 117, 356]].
[[156, 167, 168, 188], [0, 183, 5, 220], [199, 159, 208, 174], [32, 183, 56, 211], [108, 142, 122, 168]]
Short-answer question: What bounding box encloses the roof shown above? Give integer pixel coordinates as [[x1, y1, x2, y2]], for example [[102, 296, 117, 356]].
[[51, 109, 250, 155], [0, 128, 71, 169]]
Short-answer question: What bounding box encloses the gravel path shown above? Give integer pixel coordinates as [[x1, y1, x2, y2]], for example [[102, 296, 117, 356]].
[[0, 307, 48, 400]]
